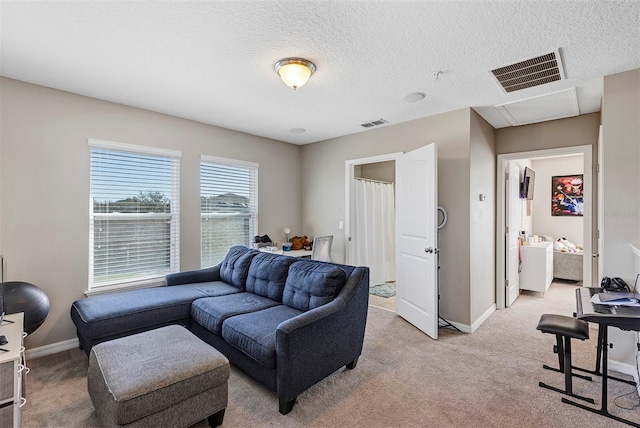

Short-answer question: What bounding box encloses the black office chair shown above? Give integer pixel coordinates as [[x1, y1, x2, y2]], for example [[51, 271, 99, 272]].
[[536, 313, 594, 403]]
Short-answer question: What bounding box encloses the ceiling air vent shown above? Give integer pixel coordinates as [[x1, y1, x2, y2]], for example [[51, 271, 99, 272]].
[[360, 118, 389, 128], [489, 49, 565, 93]]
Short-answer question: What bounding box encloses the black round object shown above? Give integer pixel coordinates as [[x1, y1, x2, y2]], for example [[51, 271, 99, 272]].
[[3, 281, 50, 335]]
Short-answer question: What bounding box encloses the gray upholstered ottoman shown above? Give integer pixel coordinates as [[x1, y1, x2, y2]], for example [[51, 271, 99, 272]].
[[88, 325, 229, 427]]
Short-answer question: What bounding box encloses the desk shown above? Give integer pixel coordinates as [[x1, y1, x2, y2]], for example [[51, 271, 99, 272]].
[[259, 249, 312, 258], [566, 287, 640, 426], [0, 313, 26, 428]]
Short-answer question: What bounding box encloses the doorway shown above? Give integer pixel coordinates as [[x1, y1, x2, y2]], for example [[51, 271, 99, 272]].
[[496, 145, 594, 309], [345, 153, 401, 312], [346, 145, 439, 339]]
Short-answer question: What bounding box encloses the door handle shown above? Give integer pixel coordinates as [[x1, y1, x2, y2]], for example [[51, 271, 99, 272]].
[[425, 247, 440, 254]]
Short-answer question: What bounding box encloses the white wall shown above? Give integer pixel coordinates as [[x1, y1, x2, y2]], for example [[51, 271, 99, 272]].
[[0, 77, 303, 349], [531, 155, 584, 245]]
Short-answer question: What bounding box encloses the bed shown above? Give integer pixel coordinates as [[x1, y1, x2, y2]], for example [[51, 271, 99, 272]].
[[553, 250, 583, 281], [538, 235, 583, 282]]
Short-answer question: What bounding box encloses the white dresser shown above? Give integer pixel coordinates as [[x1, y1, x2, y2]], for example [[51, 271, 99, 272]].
[[520, 241, 554, 296], [0, 313, 26, 428]]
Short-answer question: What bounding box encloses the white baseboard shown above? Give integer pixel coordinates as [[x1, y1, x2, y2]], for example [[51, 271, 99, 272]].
[[609, 360, 640, 390], [26, 338, 79, 360], [440, 304, 497, 334], [470, 304, 497, 333], [439, 319, 471, 333]]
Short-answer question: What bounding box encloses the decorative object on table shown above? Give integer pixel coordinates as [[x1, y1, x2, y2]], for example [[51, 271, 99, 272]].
[[369, 282, 396, 298], [283, 227, 291, 243], [551, 175, 583, 216], [252, 234, 273, 248], [3, 281, 50, 335], [282, 242, 292, 252], [290, 235, 311, 251]]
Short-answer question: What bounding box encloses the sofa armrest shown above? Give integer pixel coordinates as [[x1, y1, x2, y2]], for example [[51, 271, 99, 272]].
[[275, 266, 369, 401], [164, 265, 221, 286]]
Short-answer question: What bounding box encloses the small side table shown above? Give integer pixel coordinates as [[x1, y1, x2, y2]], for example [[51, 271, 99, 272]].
[[0, 313, 26, 428]]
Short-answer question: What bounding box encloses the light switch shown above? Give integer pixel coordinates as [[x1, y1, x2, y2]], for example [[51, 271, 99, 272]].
[[338, 221, 344, 230]]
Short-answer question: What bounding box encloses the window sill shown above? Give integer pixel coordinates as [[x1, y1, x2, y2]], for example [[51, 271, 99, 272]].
[[85, 278, 165, 297]]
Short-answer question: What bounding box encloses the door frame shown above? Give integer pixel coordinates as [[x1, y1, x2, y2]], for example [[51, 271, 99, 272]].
[[496, 145, 593, 309], [344, 152, 402, 264]]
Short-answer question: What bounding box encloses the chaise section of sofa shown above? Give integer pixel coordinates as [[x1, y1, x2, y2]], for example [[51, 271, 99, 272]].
[[70, 245, 370, 415]]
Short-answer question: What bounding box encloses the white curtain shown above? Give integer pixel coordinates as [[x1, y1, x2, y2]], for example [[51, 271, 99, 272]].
[[351, 179, 396, 286]]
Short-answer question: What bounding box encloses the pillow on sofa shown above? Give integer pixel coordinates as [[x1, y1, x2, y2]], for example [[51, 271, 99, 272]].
[[219, 246, 259, 289], [283, 261, 346, 311], [245, 252, 296, 301]]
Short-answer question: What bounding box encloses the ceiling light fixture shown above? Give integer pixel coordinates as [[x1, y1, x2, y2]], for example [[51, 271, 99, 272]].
[[274, 58, 316, 90]]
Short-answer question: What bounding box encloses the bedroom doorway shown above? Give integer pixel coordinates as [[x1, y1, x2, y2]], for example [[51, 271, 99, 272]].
[[496, 145, 594, 309]]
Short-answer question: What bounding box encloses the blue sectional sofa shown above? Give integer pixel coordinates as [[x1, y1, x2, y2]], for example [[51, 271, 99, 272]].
[[71, 246, 370, 414]]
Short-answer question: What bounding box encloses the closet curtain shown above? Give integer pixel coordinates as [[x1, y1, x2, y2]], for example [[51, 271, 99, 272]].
[[351, 179, 396, 286]]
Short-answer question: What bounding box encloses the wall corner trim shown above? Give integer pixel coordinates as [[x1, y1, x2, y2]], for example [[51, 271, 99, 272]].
[[470, 304, 497, 333]]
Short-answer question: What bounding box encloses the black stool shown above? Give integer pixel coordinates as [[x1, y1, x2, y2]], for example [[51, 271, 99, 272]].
[[537, 314, 594, 403]]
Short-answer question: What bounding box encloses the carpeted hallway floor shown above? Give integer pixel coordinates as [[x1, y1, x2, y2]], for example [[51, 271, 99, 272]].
[[22, 281, 639, 427]]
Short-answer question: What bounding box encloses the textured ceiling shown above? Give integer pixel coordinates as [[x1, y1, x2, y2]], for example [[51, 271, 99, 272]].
[[1, 1, 639, 145]]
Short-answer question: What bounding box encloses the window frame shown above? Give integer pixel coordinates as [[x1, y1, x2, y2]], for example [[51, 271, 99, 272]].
[[88, 138, 181, 294], [200, 155, 259, 268]]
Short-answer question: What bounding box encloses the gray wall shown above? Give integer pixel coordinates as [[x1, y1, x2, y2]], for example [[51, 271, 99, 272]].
[[601, 68, 640, 365], [0, 77, 302, 349], [356, 161, 395, 184], [301, 108, 497, 327], [495, 113, 601, 155], [469, 110, 496, 322]]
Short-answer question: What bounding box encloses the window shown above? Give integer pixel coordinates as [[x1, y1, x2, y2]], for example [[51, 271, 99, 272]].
[[89, 139, 180, 290], [201, 156, 258, 267]]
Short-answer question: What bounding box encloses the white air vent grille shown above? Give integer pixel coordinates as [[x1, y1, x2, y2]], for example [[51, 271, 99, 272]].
[[360, 118, 389, 128], [490, 49, 565, 93]]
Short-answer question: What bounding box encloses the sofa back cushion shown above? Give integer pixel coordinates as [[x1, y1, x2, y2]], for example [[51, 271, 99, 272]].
[[219, 246, 259, 289], [245, 253, 296, 301], [282, 261, 347, 311]]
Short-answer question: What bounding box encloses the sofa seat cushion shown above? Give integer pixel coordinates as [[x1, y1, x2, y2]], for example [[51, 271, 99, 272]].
[[245, 252, 296, 301], [191, 292, 280, 334], [219, 246, 259, 288], [283, 261, 347, 311], [71, 282, 242, 340], [222, 305, 303, 369]]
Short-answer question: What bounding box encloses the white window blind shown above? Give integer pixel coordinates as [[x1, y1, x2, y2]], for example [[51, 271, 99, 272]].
[[89, 140, 181, 290], [201, 156, 258, 267]]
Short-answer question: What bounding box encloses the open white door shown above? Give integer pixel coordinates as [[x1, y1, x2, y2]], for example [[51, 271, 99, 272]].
[[505, 162, 521, 306], [396, 143, 438, 339]]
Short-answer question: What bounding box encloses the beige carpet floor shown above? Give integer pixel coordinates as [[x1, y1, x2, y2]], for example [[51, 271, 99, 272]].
[[22, 281, 640, 427]]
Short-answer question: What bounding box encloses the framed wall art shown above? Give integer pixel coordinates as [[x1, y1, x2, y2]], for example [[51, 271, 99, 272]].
[[551, 174, 583, 216]]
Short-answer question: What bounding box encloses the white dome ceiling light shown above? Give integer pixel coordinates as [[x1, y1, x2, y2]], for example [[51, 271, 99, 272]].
[[274, 58, 316, 90]]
